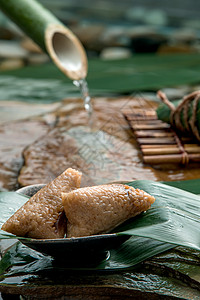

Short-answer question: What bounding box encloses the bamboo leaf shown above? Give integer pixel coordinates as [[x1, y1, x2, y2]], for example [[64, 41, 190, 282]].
[[0, 239, 173, 274], [0, 192, 28, 225], [117, 181, 200, 251], [156, 95, 200, 141], [163, 178, 200, 194], [0, 192, 28, 239], [0, 179, 200, 272], [0, 181, 200, 251], [0, 242, 50, 276], [1, 54, 200, 101], [87, 54, 200, 93], [100, 236, 174, 270]]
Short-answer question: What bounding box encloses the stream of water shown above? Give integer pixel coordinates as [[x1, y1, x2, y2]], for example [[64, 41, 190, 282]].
[[73, 79, 94, 128]]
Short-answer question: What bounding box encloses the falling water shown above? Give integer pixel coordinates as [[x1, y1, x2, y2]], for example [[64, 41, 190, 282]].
[[73, 79, 94, 128]]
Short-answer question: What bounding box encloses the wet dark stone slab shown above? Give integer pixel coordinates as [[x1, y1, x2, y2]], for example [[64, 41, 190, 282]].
[[0, 120, 49, 191], [18, 97, 157, 187], [18, 97, 200, 187], [0, 98, 200, 300], [0, 241, 199, 300]]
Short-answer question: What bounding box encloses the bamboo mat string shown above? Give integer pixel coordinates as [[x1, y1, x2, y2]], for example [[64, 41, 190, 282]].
[[173, 132, 189, 165]]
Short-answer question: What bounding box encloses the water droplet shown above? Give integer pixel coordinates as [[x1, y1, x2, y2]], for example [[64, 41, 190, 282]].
[[73, 79, 93, 128]]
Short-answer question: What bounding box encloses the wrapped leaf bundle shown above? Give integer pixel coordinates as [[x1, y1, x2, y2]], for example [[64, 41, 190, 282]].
[[156, 90, 200, 141]]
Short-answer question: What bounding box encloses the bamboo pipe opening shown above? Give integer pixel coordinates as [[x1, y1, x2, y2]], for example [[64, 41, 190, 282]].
[[45, 24, 88, 80]]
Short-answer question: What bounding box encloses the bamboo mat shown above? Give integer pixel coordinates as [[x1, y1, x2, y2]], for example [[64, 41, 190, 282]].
[[123, 108, 200, 165]]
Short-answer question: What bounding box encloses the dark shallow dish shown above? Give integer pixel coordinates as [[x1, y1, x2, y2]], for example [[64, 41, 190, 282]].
[[16, 184, 129, 264]]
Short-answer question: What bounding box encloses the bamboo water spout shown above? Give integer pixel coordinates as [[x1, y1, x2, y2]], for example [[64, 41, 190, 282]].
[[0, 0, 87, 80]]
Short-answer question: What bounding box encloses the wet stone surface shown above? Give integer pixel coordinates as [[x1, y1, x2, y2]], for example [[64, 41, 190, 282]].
[[0, 97, 200, 299], [17, 96, 156, 187], [0, 242, 199, 299], [0, 120, 49, 191], [1, 96, 200, 191]]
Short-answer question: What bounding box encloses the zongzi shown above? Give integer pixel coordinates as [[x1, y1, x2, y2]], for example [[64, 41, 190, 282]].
[[2, 168, 82, 239], [62, 184, 155, 237], [157, 90, 200, 141]]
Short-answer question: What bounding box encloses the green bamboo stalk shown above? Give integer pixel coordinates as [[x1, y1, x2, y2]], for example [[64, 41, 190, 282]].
[[0, 0, 87, 80], [0, 0, 60, 52]]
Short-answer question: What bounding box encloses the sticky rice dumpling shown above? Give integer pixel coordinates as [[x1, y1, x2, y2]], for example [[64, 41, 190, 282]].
[[62, 184, 155, 238], [2, 168, 82, 239]]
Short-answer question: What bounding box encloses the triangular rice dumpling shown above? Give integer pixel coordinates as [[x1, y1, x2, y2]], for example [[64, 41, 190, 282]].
[[62, 184, 155, 237], [2, 168, 82, 239]]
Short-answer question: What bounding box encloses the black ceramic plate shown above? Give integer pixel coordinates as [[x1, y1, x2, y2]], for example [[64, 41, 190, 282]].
[[16, 185, 129, 264]]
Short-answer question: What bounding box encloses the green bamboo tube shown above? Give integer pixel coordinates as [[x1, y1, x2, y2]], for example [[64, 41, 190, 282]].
[[0, 0, 87, 80]]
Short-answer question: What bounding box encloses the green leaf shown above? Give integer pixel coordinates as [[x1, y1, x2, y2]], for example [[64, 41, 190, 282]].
[[0, 242, 50, 276], [0, 192, 28, 239], [156, 99, 179, 124], [156, 96, 200, 139], [117, 181, 200, 251], [87, 54, 200, 93], [1, 53, 200, 102], [0, 179, 200, 274], [163, 178, 200, 194], [100, 236, 173, 270], [0, 239, 173, 274], [0, 180, 200, 252]]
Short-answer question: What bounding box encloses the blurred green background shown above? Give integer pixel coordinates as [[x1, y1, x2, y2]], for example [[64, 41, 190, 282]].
[[0, 0, 200, 102]]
